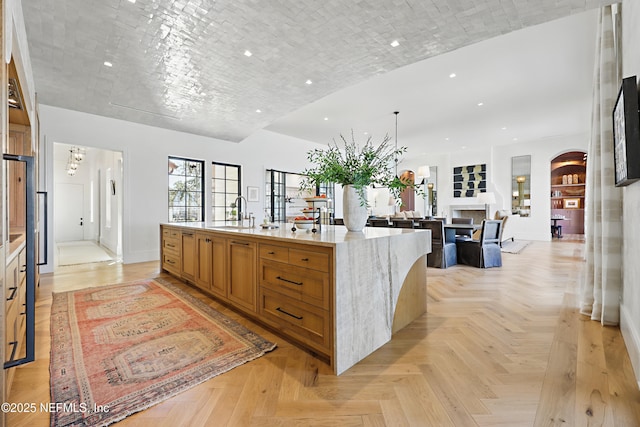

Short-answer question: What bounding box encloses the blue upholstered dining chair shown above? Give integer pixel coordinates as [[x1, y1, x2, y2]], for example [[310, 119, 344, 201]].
[[455, 219, 503, 268], [417, 220, 457, 268]]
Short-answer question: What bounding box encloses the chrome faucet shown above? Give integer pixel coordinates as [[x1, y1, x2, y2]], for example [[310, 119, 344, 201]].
[[232, 195, 253, 227]]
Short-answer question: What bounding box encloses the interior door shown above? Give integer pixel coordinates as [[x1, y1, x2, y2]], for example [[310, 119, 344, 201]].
[[55, 183, 84, 242]]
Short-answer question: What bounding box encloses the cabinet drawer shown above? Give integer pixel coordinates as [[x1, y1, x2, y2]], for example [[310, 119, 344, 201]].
[[163, 237, 180, 252], [5, 299, 18, 360], [6, 256, 19, 302], [289, 248, 329, 272], [163, 227, 181, 239], [259, 244, 289, 263], [162, 252, 181, 274], [260, 288, 330, 351], [260, 260, 329, 309]]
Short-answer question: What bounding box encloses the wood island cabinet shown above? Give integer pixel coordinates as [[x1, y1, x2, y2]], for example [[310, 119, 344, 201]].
[[195, 233, 226, 296], [258, 243, 332, 355], [161, 227, 181, 275], [227, 239, 257, 312], [180, 231, 196, 280], [160, 224, 430, 374]]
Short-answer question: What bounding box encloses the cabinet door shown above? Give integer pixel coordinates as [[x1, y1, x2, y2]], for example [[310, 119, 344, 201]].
[[227, 239, 257, 312], [210, 237, 227, 298], [181, 232, 196, 280], [195, 233, 212, 290]]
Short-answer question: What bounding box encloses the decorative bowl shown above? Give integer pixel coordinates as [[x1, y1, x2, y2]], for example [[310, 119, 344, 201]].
[[294, 219, 315, 229]]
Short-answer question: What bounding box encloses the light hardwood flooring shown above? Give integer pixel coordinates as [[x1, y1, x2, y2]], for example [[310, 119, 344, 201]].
[[6, 240, 640, 426]]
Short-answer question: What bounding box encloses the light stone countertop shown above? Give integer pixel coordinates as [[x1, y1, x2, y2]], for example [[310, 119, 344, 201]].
[[162, 222, 429, 248]]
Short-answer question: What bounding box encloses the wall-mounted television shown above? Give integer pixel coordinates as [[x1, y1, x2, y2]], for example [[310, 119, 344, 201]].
[[612, 75, 640, 187]]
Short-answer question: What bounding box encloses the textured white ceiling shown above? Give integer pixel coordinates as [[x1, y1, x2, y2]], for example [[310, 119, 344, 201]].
[[22, 0, 610, 144], [268, 9, 600, 156]]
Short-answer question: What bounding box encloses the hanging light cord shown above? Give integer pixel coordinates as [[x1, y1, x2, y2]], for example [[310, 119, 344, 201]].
[[394, 111, 399, 177]]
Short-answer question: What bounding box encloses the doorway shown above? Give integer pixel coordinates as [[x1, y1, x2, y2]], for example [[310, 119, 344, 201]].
[[550, 151, 587, 239], [53, 143, 123, 267]]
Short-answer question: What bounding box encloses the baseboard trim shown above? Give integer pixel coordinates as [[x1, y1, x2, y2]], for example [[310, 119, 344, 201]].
[[620, 303, 640, 388]]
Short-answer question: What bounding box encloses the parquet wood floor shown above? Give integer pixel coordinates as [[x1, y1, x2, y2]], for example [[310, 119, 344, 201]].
[[6, 240, 640, 426]]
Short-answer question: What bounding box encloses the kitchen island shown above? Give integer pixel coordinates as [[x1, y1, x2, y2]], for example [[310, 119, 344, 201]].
[[160, 223, 431, 374]]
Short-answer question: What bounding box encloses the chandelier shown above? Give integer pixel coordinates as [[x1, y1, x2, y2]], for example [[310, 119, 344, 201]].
[[66, 146, 85, 176]]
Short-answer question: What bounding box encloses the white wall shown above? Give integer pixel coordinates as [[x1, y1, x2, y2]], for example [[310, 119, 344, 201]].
[[38, 105, 323, 271], [403, 134, 588, 241], [620, 0, 640, 386]]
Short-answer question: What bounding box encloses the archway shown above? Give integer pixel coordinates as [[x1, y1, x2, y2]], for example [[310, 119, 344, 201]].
[[550, 151, 587, 238]]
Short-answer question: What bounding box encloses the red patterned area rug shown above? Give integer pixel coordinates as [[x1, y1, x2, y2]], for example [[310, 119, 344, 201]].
[[50, 278, 276, 427]]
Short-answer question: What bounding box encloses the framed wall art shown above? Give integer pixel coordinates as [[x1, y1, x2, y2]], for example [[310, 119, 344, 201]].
[[453, 164, 486, 197], [247, 186, 259, 202], [563, 198, 580, 209], [612, 75, 640, 187]]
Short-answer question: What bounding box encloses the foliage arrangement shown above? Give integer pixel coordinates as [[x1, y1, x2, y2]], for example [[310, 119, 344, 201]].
[[301, 131, 421, 206]]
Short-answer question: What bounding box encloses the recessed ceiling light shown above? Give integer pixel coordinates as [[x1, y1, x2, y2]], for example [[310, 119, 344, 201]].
[[244, 50, 252, 57], [390, 40, 400, 47], [104, 61, 113, 67], [364, 132, 368, 135], [501, 127, 507, 130], [256, 109, 261, 113], [324, 117, 329, 121], [306, 79, 313, 85], [461, 146, 467, 150], [477, 102, 484, 106], [513, 137, 518, 141], [127, 0, 136, 3], [449, 73, 456, 78], [445, 137, 450, 141]]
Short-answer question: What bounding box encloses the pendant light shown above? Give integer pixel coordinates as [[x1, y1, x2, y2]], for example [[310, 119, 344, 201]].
[[394, 111, 399, 177]]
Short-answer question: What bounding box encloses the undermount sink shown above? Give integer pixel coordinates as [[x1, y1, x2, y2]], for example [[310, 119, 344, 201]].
[[208, 225, 255, 230]]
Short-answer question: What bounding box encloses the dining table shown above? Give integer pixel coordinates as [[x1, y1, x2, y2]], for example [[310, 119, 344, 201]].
[[551, 216, 569, 238], [443, 223, 482, 242]]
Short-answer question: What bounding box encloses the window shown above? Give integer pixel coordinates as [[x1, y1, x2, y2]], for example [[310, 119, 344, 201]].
[[211, 162, 241, 224], [168, 157, 204, 222]]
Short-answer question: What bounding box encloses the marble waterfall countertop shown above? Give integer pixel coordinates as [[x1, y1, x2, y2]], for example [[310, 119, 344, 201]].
[[164, 221, 428, 247], [164, 222, 431, 374]]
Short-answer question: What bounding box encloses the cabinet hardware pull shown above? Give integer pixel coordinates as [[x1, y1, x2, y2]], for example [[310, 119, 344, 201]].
[[232, 241, 249, 246], [301, 258, 309, 261], [20, 266, 27, 273], [166, 243, 176, 248], [268, 251, 275, 254], [166, 260, 175, 264], [276, 307, 303, 320], [206, 238, 211, 243], [276, 276, 303, 286], [7, 286, 17, 301], [183, 233, 193, 236]]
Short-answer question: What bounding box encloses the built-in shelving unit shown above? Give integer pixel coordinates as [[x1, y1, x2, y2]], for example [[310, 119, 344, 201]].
[[550, 151, 587, 235]]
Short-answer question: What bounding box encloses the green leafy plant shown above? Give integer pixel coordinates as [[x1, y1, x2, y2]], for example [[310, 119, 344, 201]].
[[301, 131, 421, 206]]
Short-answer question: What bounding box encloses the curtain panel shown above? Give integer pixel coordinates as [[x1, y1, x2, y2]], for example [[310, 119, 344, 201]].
[[580, 4, 623, 326]]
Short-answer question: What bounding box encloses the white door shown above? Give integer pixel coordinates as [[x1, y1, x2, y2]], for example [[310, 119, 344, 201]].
[[55, 183, 84, 242]]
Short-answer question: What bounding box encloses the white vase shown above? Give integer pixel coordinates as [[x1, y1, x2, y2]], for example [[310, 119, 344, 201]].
[[342, 184, 368, 232]]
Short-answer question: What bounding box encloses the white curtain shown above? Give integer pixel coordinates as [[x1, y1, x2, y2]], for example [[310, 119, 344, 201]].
[[580, 4, 623, 326]]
